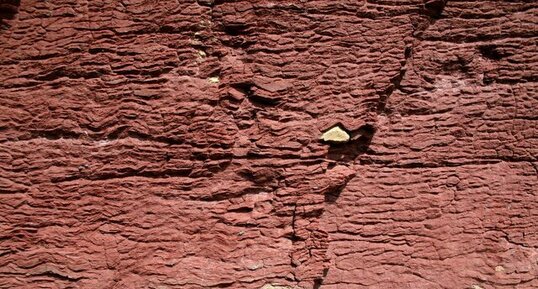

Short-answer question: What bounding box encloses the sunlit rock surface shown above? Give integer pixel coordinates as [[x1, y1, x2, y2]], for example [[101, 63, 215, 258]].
[[0, 0, 537, 288]]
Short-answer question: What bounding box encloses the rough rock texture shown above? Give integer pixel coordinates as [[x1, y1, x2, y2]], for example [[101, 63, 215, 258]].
[[0, 0, 537, 288]]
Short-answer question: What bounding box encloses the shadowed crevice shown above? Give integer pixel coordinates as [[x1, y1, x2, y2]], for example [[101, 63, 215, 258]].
[[231, 82, 281, 107], [478, 44, 511, 60], [326, 124, 376, 163], [0, 0, 19, 30], [423, 0, 447, 19]]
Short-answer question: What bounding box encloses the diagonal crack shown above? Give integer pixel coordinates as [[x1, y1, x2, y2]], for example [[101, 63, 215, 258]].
[[376, 0, 449, 116]]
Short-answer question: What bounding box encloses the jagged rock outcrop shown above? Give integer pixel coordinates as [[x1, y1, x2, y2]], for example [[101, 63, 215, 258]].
[[0, 1, 537, 288]]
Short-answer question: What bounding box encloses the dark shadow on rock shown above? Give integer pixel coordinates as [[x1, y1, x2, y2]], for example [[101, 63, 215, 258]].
[[326, 124, 375, 163], [478, 44, 511, 61], [324, 182, 346, 203], [313, 268, 329, 289], [422, 0, 447, 19], [0, 0, 20, 30]]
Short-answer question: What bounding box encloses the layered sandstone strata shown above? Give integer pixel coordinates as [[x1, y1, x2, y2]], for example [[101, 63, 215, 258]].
[[0, 1, 537, 288]]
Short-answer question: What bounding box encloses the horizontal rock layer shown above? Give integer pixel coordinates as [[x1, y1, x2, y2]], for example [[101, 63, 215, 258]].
[[0, 0, 537, 288]]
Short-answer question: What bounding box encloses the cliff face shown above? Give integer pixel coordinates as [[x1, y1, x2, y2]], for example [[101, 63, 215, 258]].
[[1, 1, 537, 288]]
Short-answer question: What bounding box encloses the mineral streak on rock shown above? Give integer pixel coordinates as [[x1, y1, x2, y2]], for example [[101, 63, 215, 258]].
[[1, 0, 537, 289]]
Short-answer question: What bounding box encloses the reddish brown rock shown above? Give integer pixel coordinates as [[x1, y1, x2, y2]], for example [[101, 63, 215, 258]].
[[0, 0, 537, 288]]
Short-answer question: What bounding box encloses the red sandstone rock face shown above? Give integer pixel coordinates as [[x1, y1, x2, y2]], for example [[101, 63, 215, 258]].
[[0, 0, 537, 288]]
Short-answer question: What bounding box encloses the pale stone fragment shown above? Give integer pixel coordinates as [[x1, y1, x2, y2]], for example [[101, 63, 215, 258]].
[[208, 76, 219, 83], [261, 285, 293, 289], [320, 126, 350, 143]]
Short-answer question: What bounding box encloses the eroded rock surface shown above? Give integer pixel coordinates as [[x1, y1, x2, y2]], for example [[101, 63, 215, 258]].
[[0, 0, 537, 288]]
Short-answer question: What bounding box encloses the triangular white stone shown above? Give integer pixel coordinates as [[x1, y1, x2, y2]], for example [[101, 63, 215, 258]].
[[320, 126, 350, 143]]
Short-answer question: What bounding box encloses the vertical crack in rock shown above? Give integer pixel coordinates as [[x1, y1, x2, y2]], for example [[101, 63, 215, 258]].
[[376, 48, 410, 115], [377, 0, 449, 116], [290, 204, 298, 244], [289, 203, 299, 284], [311, 1, 449, 287], [284, 162, 357, 287]]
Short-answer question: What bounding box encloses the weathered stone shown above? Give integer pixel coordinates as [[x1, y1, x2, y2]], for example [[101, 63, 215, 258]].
[[208, 76, 220, 83], [320, 126, 350, 143]]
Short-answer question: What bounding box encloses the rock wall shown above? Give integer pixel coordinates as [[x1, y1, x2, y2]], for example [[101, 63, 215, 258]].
[[0, 0, 537, 288]]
